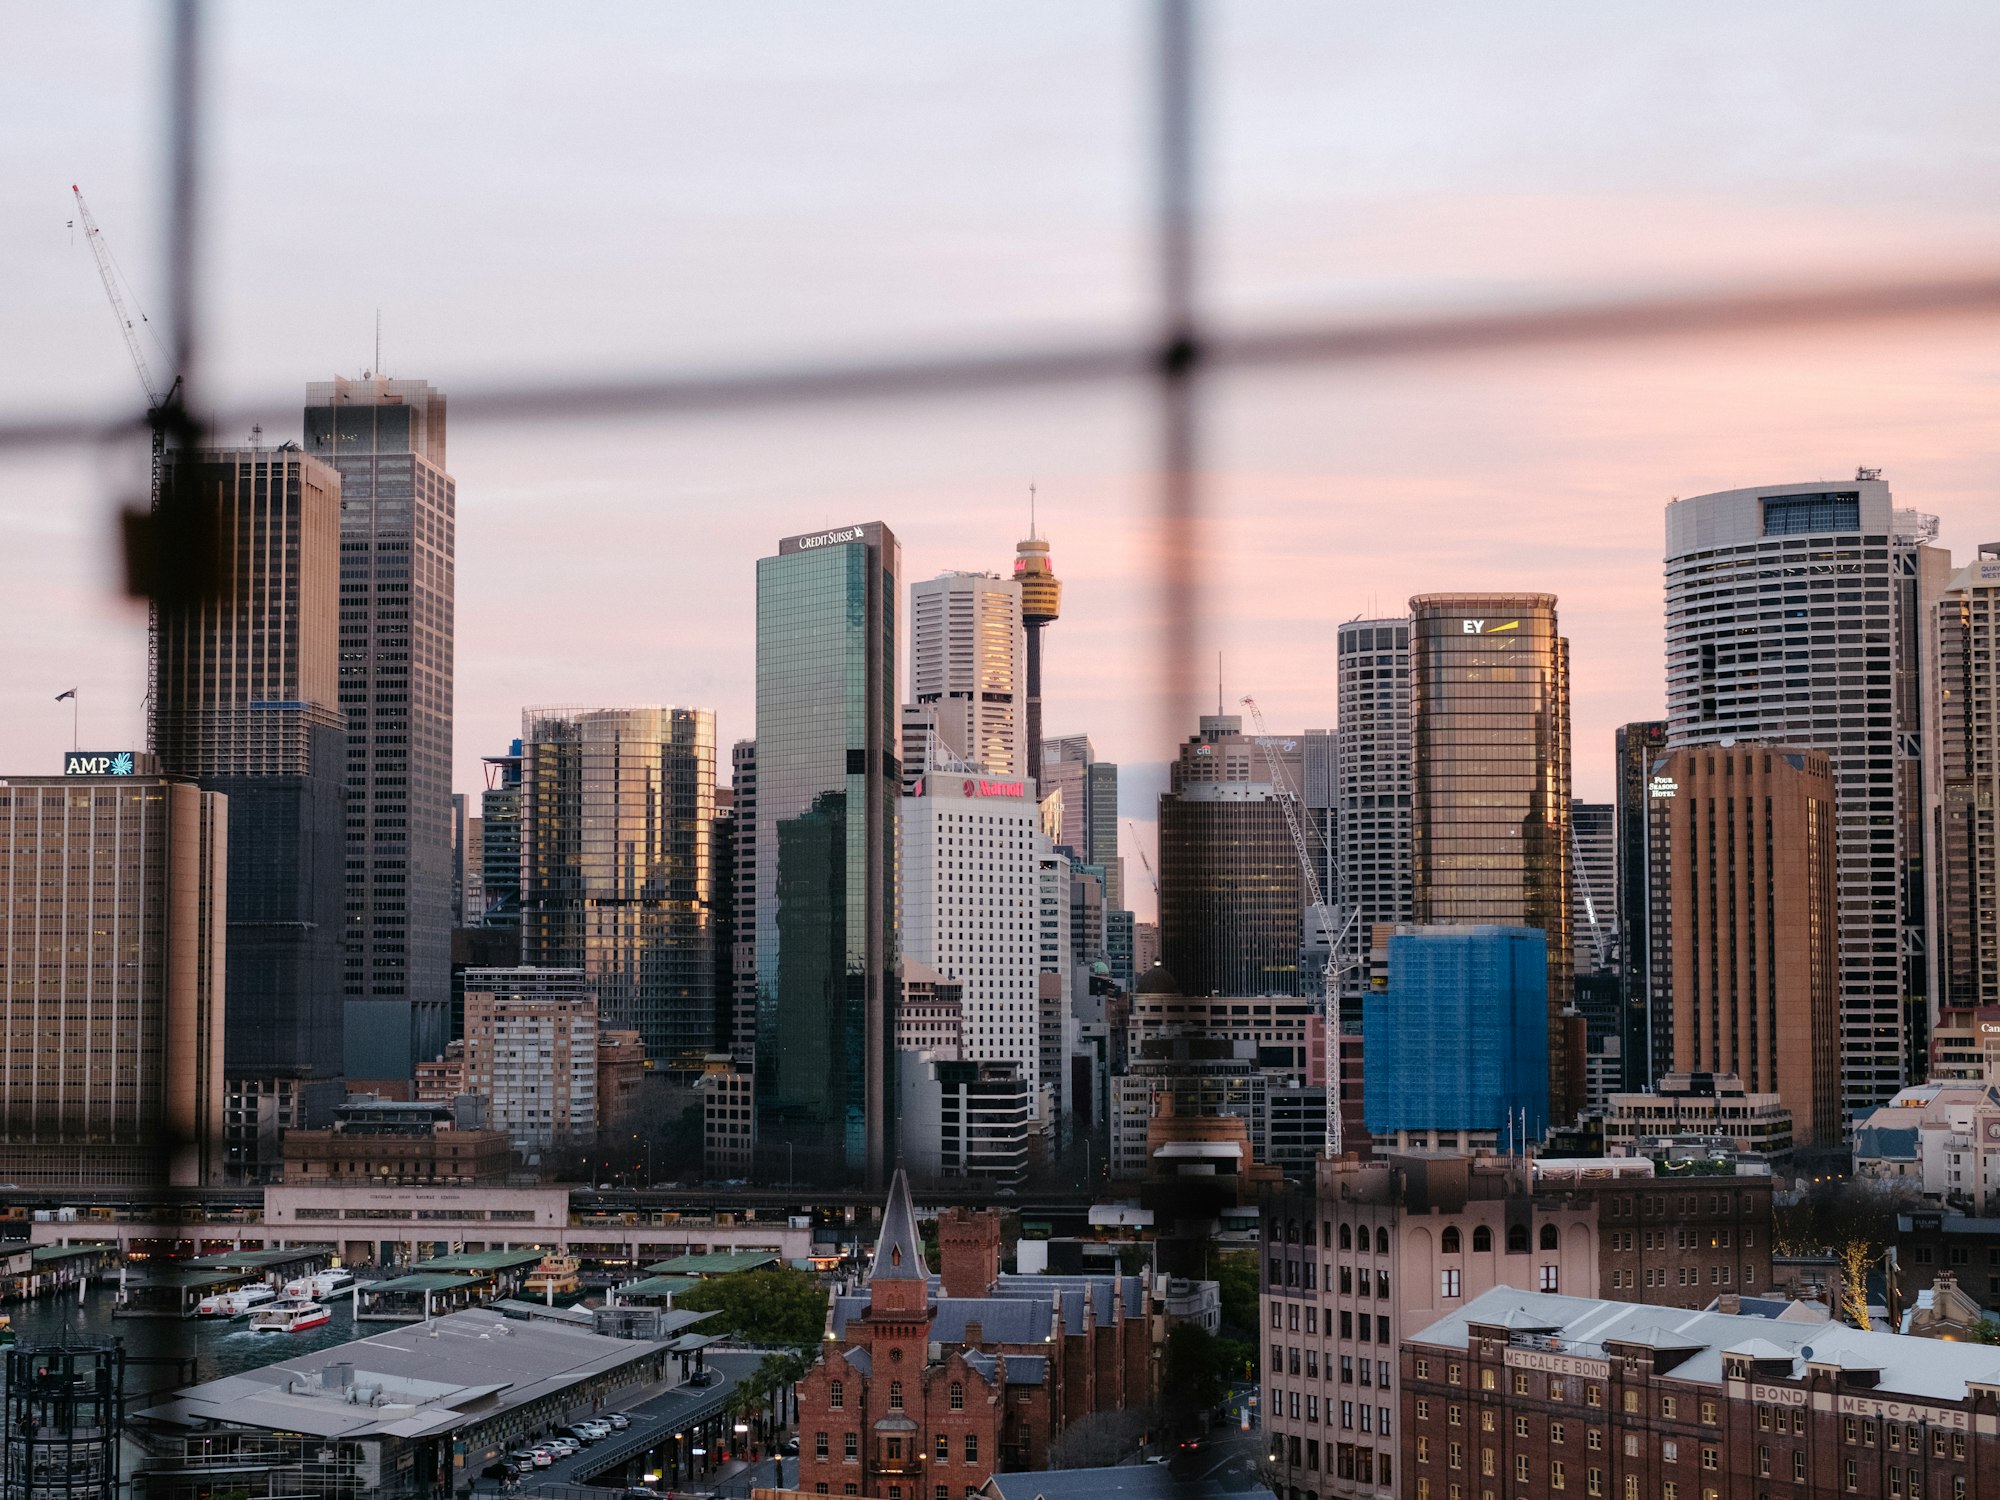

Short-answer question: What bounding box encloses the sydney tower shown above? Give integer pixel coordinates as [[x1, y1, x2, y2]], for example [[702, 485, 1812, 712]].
[[1013, 530, 1061, 787]]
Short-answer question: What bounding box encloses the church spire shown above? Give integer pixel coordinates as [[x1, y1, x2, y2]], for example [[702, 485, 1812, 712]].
[[869, 1168, 929, 1282]]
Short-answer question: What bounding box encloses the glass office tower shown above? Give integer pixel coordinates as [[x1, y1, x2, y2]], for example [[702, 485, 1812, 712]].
[[303, 376, 455, 1089], [519, 707, 717, 1065], [1409, 593, 1574, 1122], [754, 523, 901, 1187], [1333, 617, 1414, 1032]]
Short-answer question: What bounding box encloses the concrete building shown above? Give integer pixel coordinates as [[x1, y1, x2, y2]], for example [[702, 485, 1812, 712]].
[[519, 706, 718, 1066], [901, 771, 1042, 1094], [279, 1097, 510, 1185], [797, 1176, 1157, 1498], [1400, 1285, 2000, 1500], [1929, 1005, 2000, 1082], [1657, 743, 1842, 1147], [153, 445, 346, 1175], [1603, 1073, 1794, 1161], [1158, 716, 1307, 999], [1665, 477, 1953, 1118], [754, 522, 901, 1186], [897, 1053, 1034, 1186], [0, 770, 226, 1187], [1259, 1154, 1599, 1500], [1334, 618, 1414, 1031], [1409, 593, 1575, 1121], [701, 1060, 756, 1181], [1897, 1210, 2000, 1314], [1043, 735, 1123, 910], [304, 376, 457, 1091], [1853, 1082, 2000, 1211], [459, 967, 599, 1152], [910, 571, 1026, 779], [898, 963, 965, 1057], [1364, 926, 1550, 1148]]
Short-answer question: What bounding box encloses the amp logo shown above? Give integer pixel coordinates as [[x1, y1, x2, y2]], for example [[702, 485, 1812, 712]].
[[63, 751, 134, 777]]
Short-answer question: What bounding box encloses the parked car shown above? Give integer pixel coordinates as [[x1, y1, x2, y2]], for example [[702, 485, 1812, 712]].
[[687, 1368, 718, 1388], [607, 1413, 632, 1430]]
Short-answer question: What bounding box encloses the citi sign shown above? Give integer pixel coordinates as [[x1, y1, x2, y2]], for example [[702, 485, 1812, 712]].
[[64, 751, 135, 778], [1461, 618, 1520, 635], [962, 779, 1026, 799]]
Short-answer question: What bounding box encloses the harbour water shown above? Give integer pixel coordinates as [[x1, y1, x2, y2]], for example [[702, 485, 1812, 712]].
[[3, 1284, 367, 1403]]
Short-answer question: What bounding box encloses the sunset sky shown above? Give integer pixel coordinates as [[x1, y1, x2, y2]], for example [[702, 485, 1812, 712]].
[[8, 3, 2000, 922]]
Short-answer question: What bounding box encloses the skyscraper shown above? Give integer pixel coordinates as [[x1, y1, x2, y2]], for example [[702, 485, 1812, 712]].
[[518, 707, 717, 1064], [1664, 477, 1951, 1116], [1569, 802, 1616, 978], [755, 522, 901, 1186], [1657, 743, 1841, 1147], [479, 740, 523, 934], [1157, 715, 1306, 997], [1043, 735, 1123, 909], [1333, 617, 1413, 1032], [1409, 593, 1574, 1121], [1614, 720, 1668, 1089], [900, 773, 1041, 1094], [910, 571, 1025, 778], [730, 739, 758, 1063], [0, 767, 227, 1188], [303, 375, 455, 1088], [153, 445, 346, 1173], [1013, 532, 1061, 788], [1934, 545, 2000, 1010]]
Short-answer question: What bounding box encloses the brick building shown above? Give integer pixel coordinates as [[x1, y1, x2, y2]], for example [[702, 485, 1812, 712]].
[[1261, 1154, 1777, 1500], [1403, 1285, 2000, 1500], [280, 1098, 511, 1185], [795, 1176, 1158, 1500], [1530, 1159, 1775, 1305]]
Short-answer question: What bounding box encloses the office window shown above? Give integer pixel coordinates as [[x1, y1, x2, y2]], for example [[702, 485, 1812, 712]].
[[830, 1380, 844, 1410], [935, 1436, 949, 1462], [949, 1382, 964, 1411], [845, 1433, 858, 1460], [964, 1436, 978, 1463], [816, 1433, 829, 1460]]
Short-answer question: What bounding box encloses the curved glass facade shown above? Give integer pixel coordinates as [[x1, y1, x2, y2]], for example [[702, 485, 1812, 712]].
[[754, 524, 900, 1185], [1409, 593, 1574, 1118]]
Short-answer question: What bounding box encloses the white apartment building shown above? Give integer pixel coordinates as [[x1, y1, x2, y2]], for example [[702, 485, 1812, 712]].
[[1664, 477, 1952, 1118], [901, 774, 1041, 1095], [460, 968, 599, 1153], [909, 571, 1026, 778]]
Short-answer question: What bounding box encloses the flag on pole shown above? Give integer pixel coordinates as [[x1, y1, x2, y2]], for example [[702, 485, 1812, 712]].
[[54, 688, 77, 703]]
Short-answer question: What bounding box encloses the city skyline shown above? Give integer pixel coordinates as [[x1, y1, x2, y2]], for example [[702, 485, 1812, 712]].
[[16, 9, 2000, 928]]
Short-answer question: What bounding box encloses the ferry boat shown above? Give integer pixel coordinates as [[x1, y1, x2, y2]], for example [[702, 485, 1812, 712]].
[[523, 1253, 583, 1300], [196, 1284, 278, 1318], [282, 1268, 356, 1301], [249, 1299, 331, 1334]]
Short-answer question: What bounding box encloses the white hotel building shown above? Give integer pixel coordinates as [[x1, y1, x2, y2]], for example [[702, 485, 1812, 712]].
[[901, 773, 1043, 1096]]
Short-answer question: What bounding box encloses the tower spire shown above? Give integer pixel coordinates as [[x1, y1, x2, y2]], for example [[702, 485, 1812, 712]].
[[1029, 481, 1038, 540]]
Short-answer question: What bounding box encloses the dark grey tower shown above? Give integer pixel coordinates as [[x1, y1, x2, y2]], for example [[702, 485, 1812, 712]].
[[303, 375, 455, 1089]]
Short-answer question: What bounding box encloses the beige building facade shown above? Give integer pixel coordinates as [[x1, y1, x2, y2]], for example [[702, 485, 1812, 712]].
[[0, 773, 227, 1186]]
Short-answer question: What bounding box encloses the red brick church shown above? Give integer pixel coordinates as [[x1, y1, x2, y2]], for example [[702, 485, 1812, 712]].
[[794, 1169, 1160, 1499]]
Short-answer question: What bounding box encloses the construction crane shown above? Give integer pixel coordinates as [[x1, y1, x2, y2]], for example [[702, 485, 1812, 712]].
[[1241, 695, 1357, 1158], [1570, 818, 1613, 973], [73, 185, 184, 712], [1126, 822, 1161, 899]]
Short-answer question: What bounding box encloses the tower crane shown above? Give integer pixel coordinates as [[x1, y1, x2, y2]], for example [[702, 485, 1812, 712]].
[[1241, 695, 1357, 1158], [1126, 822, 1160, 899], [73, 185, 183, 711]]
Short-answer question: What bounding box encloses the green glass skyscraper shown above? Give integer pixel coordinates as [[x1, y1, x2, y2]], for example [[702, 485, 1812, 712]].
[[754, 523, 901, 1187]]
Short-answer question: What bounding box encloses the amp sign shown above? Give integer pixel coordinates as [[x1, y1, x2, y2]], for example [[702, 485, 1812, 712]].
[[64, 751, 136, 778]]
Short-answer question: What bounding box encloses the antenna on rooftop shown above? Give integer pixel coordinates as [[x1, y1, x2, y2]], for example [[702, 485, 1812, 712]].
[[1028, 481, 1038, 539]]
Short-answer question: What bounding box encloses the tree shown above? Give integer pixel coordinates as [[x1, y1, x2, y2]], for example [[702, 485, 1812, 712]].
[[676, 1267, 829, 1347], [1047, 1409, 1153, 1469], [1213, 1250, 1260, 1375]]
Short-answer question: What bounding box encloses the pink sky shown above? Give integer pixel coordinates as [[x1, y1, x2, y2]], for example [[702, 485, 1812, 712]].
[[8, 5, 2000, 923]]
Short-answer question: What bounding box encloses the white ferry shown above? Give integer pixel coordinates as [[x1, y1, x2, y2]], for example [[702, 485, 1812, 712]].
[[249, 1299, 331, 1333], [195, 1284, 278, 1318], [282, 1268, 356, 1301]]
